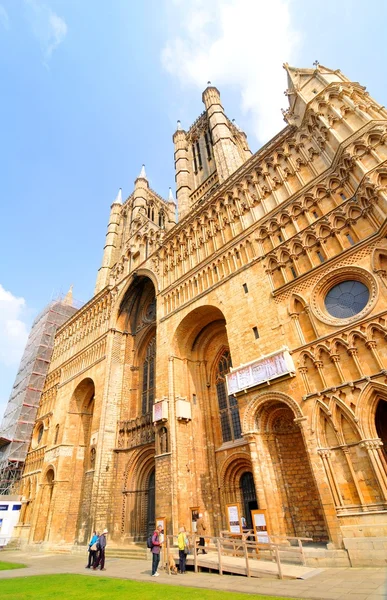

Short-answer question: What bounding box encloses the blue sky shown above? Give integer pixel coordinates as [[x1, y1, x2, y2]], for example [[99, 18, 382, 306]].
[[1, 0, 387, 417]]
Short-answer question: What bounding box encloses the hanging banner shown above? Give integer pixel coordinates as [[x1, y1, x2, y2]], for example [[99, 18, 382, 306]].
[[226, 348, 295, 395]]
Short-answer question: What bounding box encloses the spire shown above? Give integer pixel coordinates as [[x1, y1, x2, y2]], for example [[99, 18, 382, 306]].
[[168, 187, 174, 202], [138, 164, 147, 180], [176, 120, 182, 131], [63, 285, 73, 306], [112, 188, 122, 205]]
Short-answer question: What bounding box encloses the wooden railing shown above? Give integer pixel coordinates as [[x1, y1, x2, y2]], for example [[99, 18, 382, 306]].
[[164, 532, 312, 579]]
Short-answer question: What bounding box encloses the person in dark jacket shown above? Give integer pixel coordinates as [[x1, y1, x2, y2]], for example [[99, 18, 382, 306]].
[[151, 525, 163, 576], [86, 531, 99, 568], [93, 529, 108, 571]]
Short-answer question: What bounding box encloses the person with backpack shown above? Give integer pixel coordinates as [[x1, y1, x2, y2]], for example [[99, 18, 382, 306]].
[[150, 525, 163, 576]]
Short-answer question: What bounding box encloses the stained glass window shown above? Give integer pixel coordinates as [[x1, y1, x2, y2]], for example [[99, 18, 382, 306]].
[[216, 351, 242, 442], [325, 280, 369, 318], [142, 336, 156, 415]]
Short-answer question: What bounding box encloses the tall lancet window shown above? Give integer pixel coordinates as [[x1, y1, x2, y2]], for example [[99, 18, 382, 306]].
[[216, 350, 242, 443], [142, 336, 156, 415]]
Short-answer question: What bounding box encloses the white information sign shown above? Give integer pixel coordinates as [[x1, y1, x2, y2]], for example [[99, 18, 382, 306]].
[[227, 504, 241, 534], [252, 511, 269, 543], [226, 348, 295, 395]]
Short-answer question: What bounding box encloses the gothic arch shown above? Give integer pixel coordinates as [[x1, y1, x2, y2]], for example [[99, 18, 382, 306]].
[[112, 271, 159, 327], [356, 381, 387, 438], [243, 391, 304, 433]]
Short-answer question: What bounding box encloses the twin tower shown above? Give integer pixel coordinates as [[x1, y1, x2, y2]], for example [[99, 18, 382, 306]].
[[95, 84, 252, 295]]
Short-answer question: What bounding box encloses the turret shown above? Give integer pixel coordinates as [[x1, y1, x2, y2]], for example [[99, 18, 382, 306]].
[[173, 121, 192, 221], [94, 188, 122, 294], [132, 165, 149, 221], [202, 84, 248, 182]]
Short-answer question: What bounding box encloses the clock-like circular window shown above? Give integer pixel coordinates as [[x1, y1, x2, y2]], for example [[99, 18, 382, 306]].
[[325, 281, 370, 318], [311, 267, 377, 326]]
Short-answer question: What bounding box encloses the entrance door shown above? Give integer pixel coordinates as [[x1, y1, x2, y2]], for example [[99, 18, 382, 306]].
[[240, 472, 258, 529], [146, 469, 155, 537]]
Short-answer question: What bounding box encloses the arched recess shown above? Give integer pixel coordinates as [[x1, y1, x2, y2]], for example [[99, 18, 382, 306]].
[[172, 305, 241, 535], [289, 294, 315, 344], [33, 467, 55, 542], [116, 275, 157, 419], [219, 453, 257, 530], [316, 395, 387, 511], [121, 446, 155, 541], [66, 378, 95, 545], [244, 392, 328, 541], [173, 305, 241, 447]]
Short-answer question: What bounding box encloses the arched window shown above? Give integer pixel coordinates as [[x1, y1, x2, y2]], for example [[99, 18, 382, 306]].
[[158, 211, 165, 228], [142, 336, 156, 415], [216, 350, 242, 443]]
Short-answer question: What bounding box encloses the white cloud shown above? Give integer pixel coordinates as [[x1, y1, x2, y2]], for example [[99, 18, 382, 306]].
[[0, 285, 29, 368], [162, 0, 301, 144], [24, 0, 67, 64], [0, 4, 9, 29]]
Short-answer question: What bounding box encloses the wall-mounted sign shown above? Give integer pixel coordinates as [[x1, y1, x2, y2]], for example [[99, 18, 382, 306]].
[[153, 400, 168, 422], [0, 505, 9, 511], [226, 348, 295, 395], [226, 503, 241, 534]]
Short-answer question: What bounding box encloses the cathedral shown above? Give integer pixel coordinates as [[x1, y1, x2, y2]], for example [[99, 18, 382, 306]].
[[14, 64, 387, 567]]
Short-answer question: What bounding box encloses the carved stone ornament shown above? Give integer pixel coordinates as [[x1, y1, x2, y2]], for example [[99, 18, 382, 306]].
[[310, 266, 378, 326]]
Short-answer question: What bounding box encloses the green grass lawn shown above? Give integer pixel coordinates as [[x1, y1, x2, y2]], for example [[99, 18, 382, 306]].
[[0, 574, 302, 599], [0, 561, 26, 571]]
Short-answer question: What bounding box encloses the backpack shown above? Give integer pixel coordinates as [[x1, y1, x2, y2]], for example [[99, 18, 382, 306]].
[[147, 534, 154, 550]]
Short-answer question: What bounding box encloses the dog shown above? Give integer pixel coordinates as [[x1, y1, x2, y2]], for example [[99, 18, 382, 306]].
[[168, 553, 178, 574]]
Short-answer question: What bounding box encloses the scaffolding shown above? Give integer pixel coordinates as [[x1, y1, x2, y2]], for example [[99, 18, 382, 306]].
[[0, 292, 80, 495]]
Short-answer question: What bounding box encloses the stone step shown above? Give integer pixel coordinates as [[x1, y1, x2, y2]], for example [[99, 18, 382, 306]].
[[106, 546, 148, 560]]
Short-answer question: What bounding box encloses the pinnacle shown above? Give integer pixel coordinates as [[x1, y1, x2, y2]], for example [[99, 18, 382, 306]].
[[112, 188, 123, 205], [168, 187, 174, 202], [63, 285, 73, 306], [138, 164, 147, 180]]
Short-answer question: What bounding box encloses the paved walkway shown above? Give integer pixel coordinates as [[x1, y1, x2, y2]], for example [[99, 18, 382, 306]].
[[0, 549, 386, 600]]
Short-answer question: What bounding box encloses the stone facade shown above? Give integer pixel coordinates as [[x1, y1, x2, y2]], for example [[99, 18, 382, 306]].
[[14, 64, 387, 566]]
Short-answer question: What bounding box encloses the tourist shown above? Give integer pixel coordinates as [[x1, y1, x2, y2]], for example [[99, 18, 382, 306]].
[[196, 513, 207, 554], [177, 526, 189, 573], [151, 525, 163, 576], [93, 528, 108, 571], [86, 530, 99, 568]]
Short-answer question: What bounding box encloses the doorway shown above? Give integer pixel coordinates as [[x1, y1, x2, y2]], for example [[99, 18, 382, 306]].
[[146, 469, 155, 537], [240, 472, 258, 529]]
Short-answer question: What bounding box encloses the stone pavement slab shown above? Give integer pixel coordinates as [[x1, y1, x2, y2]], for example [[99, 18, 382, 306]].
[[0, 550, 386, 600]]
